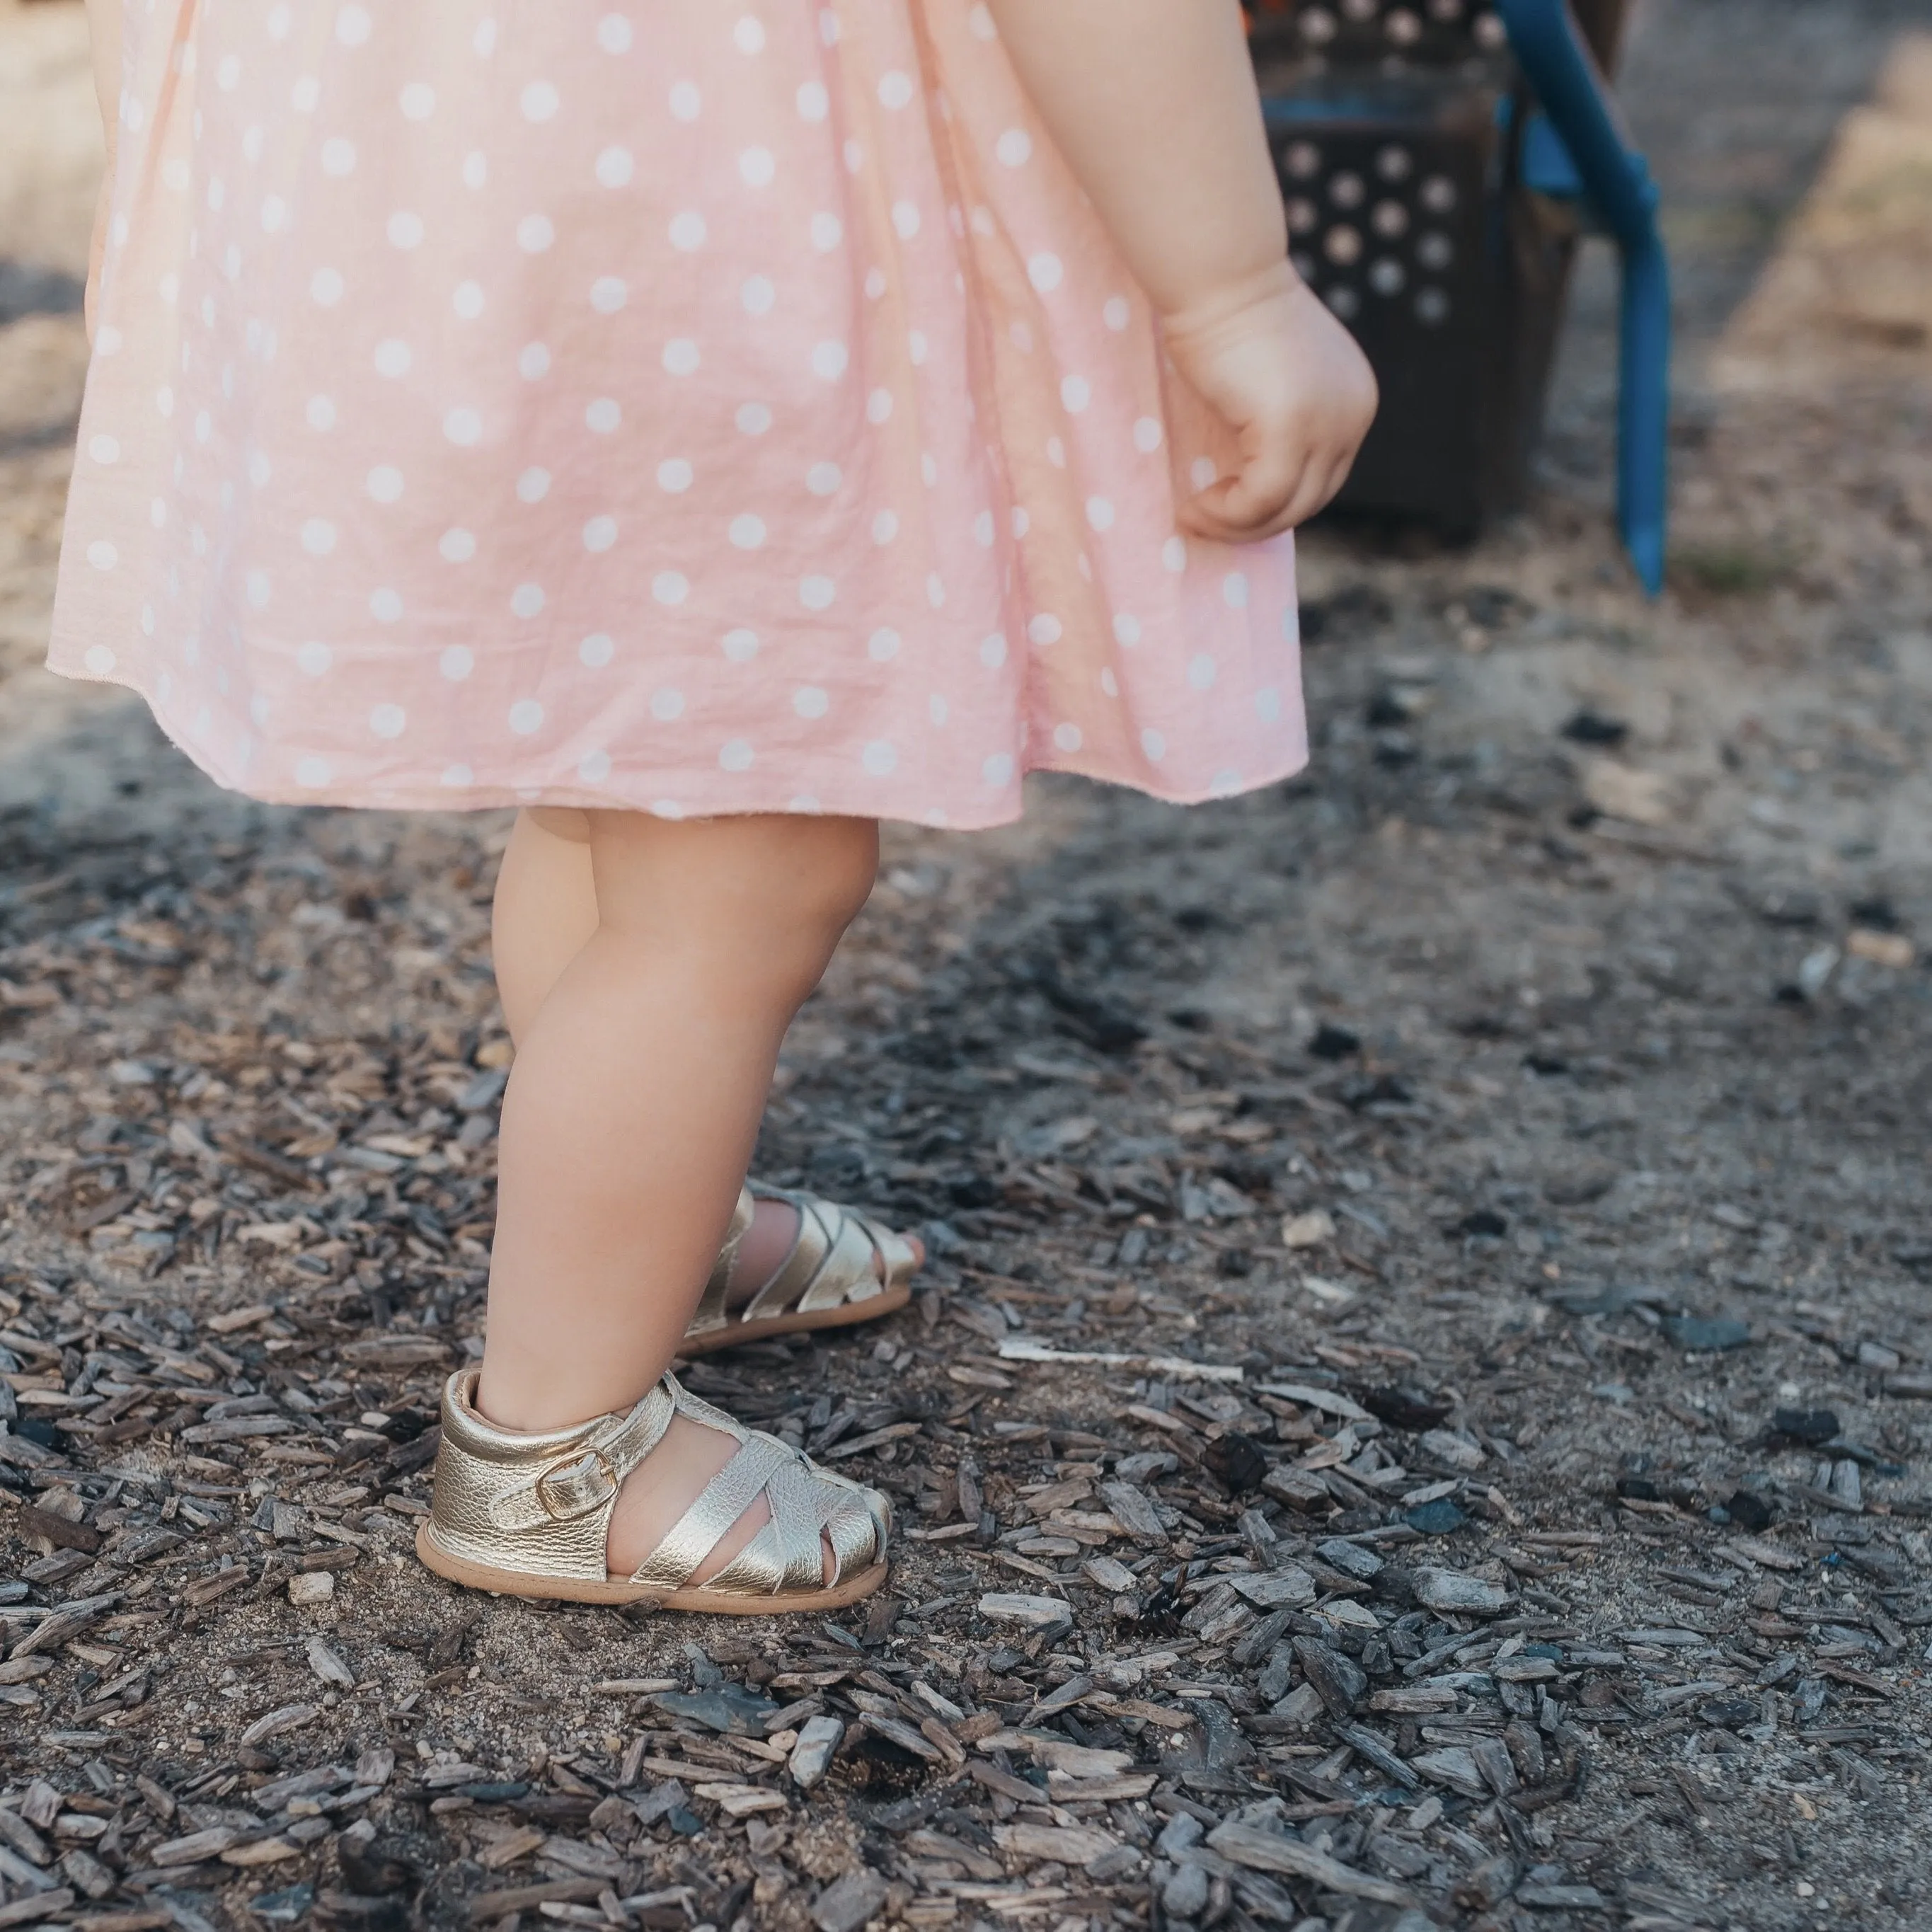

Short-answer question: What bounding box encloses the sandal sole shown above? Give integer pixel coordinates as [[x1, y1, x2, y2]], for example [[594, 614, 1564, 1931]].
[[415, 1521, 889, 1614], [677, 1282, 913, 1360]]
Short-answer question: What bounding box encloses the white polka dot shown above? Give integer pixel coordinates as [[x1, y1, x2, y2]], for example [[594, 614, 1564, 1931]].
[[909, 330, 929, 364], [373, 338, 412, 378], [892, 200, 921, 239], [811, 340, 849, 381], [320, 137, 356, 176], [652, 800, 686, 820], [1104, 295, 1132, 330], [797, 81, 829, 121], [972, 510, 996, 548], [929, 694, 949, 726], [583, 514, 619, 552], [83, 645, 117, 675], [734, 15, 766, 53], [878, 71, 914, 110], [979, 633, 1008, 669], [88, 433, 121, 466], [996, 127, 1033, 167], [1100, 667, 1120, 698], [366, 465, 404, 503], [1062, 375, 1092, 414], [1114, 613, 1143, 647], [511, 584, 546, 618], [509, 700, 545, 735], [1141, 728, 1167, 763], [335, 4, 371, 43], [1028, 253, 1064, 294], [462, 151, 488, 190], [873, 510, 899, 544], [663, 340, 701, 376], [720, 740, 755, 772], [444, 406, 483, 446], [982, 752, 1015, 786], [1188, 653, 1219, 691], [736, 402, 773, 435], [1134, 417, 1165, 453], [1256, 686, 1282, 723], [1053, 723, 1083, 752], [440, 646, 474, 681], [597, 145, 635, 188], [296, 640, 333, 677], [260, 195, 289, 234], [810, 212, 843, 251], [730, 514, 766, 550], [579, 749, 613, 785], [597, 13, 633, 54], [794, 686, 829, 719], [800, 576, 836, 611], [295, 756, 332, 788], [386, 210, 425, 250], [807, 461, 843, 496], [657, 458, 694, 494], [517, 467, 551, 503], [1192, 456, 1219, 490], [299, 519, 335, 556], [519, 342, 552, 380], [520, 79, 560, 121], [370, 702, 406, 739], [722, 629, 759, 662], [739, 146, 776, 188], [667, 77, 701, 119], [669, 211, 707, 251], [369, 589, 403, 622], [586, 398, 622, 433], [1086, 497, 1115, 531], [1163, 536, 1188, 573], [1223, 571, 1250, 608], [867, 387, 895, 425], [653, 572, 689, 606], [1046, 437, 1066, 468], [400, 81, 436, 120], [580, 633, 615, 668], [741, 275, 776, 317], [868, 628, 902, 662], [1028, 614, 1063, 647], [591, 275, 628, 314], [453, 280, 486, 319], [927, 574, 947, 609], [863, 740, 899, 776], [517, 214, 555, 253]]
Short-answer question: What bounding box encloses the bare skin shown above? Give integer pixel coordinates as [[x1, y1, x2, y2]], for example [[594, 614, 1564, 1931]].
[[491, 806, 924, 1306], [80, 1, 1378, 1590]]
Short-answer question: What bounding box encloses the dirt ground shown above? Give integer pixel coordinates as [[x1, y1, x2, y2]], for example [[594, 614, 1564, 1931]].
[[1, 4, 1929, 1931]]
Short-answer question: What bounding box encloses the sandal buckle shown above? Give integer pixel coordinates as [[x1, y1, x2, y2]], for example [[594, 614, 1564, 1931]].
[[536, 1448, 619, 1522]]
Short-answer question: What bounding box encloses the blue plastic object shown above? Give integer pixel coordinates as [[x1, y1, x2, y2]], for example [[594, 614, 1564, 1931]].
[[1495, 0, 1670, 593]]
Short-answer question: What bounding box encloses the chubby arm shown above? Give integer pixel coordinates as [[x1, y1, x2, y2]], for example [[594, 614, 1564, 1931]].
[[983, 1, 1376, 540], [84, 0, 123, 343], [982, 0, 1287, 323]]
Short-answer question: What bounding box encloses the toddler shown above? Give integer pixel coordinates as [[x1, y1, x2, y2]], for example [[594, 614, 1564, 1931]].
[[58, 0, 1375, 1612]]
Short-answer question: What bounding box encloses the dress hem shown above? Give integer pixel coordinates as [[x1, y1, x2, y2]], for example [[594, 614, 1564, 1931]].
[[51, 662, 1311, 831]]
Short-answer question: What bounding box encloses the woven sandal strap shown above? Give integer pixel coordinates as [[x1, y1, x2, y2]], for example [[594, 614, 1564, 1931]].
[[737, 1192, 834, 1324], [629, 1432, 790, 1591], [688, 1187, 757, 1338], [794, 1211, 887, 1315], [706, 1459, 824, 1593]]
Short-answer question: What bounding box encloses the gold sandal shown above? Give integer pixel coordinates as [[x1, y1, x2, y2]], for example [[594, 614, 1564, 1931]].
[[681, 1183, 920, 1359], [416, 1367, 890, 1613]]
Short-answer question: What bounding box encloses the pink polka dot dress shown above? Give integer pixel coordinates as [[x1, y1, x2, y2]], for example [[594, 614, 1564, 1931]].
[[52, 1, 1307, 829]]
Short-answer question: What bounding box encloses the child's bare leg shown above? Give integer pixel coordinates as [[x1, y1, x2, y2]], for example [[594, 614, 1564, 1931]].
[[490, 805, 915, 1300], [480, 810, 879, 1582]]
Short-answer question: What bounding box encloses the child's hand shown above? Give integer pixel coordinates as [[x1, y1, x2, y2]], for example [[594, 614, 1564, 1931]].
[[1162, 260, 1379, 545]]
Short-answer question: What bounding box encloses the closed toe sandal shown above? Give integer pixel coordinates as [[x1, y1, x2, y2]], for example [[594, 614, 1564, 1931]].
[[416, 1367, 891, 1612], [680, 1183, 919, 1358]]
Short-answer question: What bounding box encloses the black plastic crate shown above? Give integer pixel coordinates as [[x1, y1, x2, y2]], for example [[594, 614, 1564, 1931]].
[[1246, 0, 1631, 536]]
